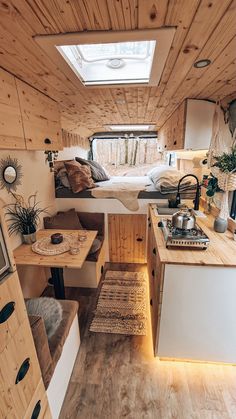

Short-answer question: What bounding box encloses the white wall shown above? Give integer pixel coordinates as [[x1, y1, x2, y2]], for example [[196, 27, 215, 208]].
[[0, 145, 87, 251], [0, 145, 88, 297]]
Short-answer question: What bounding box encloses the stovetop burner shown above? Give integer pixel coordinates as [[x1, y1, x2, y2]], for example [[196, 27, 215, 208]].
[[159, 219, 210, 249]]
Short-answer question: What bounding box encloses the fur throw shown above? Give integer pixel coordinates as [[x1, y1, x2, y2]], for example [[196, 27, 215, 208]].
[[26, 297, 62, 339]]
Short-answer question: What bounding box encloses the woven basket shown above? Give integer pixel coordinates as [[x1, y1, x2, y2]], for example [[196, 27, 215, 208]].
[[211, 166, 236, 191]]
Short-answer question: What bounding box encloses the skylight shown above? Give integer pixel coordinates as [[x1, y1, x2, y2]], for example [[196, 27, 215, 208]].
[[57, 41, 156, 86], [108, 124, 155, 131]]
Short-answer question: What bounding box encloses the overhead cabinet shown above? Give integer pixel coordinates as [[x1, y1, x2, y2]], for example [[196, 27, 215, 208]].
[[16, 79, 62, 151], [0, 68, 62, 150], [0, 68, 25, 149], [158, 99, 215, 151]]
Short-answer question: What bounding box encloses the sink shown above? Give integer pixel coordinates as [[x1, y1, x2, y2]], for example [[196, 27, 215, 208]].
[[156, 207, 178, 215]]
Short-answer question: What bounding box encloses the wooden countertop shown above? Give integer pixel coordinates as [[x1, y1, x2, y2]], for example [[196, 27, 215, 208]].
[[149, 204, 236, 267], [13, 229, 97, 269]]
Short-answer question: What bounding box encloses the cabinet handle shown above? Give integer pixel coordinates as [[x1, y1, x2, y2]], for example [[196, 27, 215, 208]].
[[136, 237, 143, 242], [152, 269, 155, 277], [0, 301, 15, 324], [31, 401, 41, 419], [148, 222, 151, 227], [153, 247, 156, 255], [150, 299, 153, 306], [15, 358, 30, 384], [44, 138, 51, 144], [173, 140, 177, 145]]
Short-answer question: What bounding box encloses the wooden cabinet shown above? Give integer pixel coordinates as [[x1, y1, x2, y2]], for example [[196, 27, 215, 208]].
[[16, 78, 62, 151], [0, 272, 51, 418], [108, 214, 147, 263], [158, 99, 215, 151], [0, 271, 27, 352], [147, 209, 165, 355], [0, 68, 26, 149], [0, 68, 62, 151]]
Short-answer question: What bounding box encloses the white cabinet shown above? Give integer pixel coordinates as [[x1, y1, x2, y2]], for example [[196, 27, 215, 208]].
[[158, 99, 215, 151], [184, 99, 215, 150]]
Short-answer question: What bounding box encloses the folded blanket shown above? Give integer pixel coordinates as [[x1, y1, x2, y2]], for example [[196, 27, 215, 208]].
[[149, 168, 196, 191], [159, 183, 197, 195]]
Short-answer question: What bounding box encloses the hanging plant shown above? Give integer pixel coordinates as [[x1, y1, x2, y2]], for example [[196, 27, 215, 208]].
[[213, 146, 236, 173]]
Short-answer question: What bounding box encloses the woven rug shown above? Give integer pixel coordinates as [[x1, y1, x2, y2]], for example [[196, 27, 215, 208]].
[[89, 270, 147, 335]]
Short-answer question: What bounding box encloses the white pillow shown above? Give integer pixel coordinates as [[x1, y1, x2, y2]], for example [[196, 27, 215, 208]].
[[150, 169, 187, 188], [147, 165, 175, 178]]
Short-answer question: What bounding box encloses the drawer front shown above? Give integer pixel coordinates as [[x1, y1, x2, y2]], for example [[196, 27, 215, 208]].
[[0, 318, 42, 418], [24, 380, 51, 419], [0, 271, 27, 352]]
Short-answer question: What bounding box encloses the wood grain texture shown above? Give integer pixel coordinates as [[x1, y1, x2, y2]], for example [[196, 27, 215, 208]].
[[14, 229, 97, 269], [47, 264, 236, 419], [158, 100, 186, 151], [149, 204, 236, 266], [0, 1, 235, 137], [108, 214, 147, 263], [0, 271, 27, 353], [0, 317, 42, 418], [0, 67, 25, 149], [16, 78, 63, 150]]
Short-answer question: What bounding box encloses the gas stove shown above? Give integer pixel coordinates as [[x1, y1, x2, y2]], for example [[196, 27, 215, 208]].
[[159, 219, 210, 250]]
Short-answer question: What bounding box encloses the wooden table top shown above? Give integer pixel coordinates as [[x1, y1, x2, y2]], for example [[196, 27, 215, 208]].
[[13, 229, 97, 269], [149, 204, 236, 267]]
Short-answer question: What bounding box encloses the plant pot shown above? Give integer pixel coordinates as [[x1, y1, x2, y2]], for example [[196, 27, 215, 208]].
[[22, 232, 36, 244], [214, 217, 228, 233]]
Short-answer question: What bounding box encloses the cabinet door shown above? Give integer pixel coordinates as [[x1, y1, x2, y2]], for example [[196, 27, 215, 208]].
[[147, 217, 165, 355], [16, 79, 62, 151], [0, 68, 25, 149], [108, 214, 147, 263], [0, 318, 42, 418], [0, 271, 27, 353]]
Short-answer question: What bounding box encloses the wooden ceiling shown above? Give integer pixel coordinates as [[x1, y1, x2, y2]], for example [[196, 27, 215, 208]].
[[0, 0, 235, 137]]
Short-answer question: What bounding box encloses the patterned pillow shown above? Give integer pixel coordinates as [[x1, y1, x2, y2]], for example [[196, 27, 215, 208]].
[[75, 157, 110, 182], [65, 160, 95, 193]]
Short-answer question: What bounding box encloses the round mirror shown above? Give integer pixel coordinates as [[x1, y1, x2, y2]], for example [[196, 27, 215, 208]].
[[0, 156, 22, 192], [3, 166, 17, 184]]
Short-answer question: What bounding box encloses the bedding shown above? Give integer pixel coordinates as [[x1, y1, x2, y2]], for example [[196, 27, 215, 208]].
[[75, 157, 110, 181], [65, 160, 96, 193]]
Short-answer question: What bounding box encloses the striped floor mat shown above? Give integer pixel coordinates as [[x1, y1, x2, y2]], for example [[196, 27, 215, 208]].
[[89, 270, 147, 335]]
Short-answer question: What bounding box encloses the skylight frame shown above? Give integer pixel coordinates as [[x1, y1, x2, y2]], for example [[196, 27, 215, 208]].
[[107, 124, 156, 131], [34, 28, 176, 88]]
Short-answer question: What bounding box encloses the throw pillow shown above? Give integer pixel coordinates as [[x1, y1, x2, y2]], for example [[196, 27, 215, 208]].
[[57, 167, 71, 189], [65, 160, 96, 193], [25, 297, 62, 340], [44, 208, 83, 230], [89, 238, 102, 254], [75, 157, 110, 182]]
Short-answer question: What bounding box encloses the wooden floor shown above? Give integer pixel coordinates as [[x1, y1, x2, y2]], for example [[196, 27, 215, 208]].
[[46, 263, 236, 419]]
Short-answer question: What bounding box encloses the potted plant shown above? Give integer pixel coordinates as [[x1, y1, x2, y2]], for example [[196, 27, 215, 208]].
[[210, 146, 236, 232], [5, 193, 48, 244], [212, 146, 236, 190]]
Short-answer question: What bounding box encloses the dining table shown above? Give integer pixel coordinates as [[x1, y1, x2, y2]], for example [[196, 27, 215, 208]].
[[13, 229, 97, 299]]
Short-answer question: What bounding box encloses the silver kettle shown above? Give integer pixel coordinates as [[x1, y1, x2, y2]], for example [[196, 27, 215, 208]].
[[172, 207, 196, 230]]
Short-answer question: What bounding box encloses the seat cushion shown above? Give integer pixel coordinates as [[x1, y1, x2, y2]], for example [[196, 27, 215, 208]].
[[49, 300, 79, 369], [29, 315, 53, 389], [44, 208, 83, 230]]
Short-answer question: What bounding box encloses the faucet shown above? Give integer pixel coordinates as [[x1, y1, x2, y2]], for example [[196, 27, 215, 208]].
[[175, 174, 201, 211]]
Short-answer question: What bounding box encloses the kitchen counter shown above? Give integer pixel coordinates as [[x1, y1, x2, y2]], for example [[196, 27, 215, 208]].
[[149, 204, 236, 267], [147, 204, 236, 363]]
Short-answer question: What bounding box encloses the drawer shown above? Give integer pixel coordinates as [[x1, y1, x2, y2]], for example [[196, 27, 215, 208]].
[[0, 318, 42, 418], [0, 271, 27, 352], [24, 380, 51, 419]]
